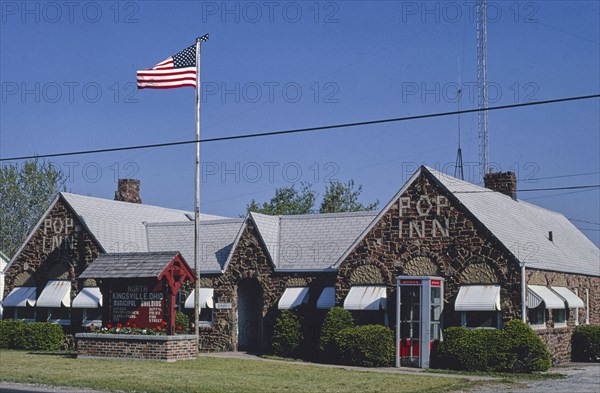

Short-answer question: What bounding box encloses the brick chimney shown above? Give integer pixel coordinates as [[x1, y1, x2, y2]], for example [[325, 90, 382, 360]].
[[484, 170, 517, 200], [115, 179, 141, 204]]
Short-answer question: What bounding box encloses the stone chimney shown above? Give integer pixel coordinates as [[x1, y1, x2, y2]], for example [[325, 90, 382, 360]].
[[115, 179, 141, 204], [484, 170, 517, 200]]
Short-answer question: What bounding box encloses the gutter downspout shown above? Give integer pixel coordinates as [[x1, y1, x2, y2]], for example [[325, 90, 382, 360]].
[[521, 261, 527, 323]]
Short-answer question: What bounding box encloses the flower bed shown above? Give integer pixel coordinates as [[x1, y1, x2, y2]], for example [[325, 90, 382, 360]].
[[87, 320, 188, 336], [76, 333, 198, 362]]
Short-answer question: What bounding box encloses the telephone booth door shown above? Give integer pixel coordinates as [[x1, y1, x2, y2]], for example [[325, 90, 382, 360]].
[[396, 276, 444, 368]]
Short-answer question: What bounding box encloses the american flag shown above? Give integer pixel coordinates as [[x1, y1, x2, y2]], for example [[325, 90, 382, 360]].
[[137, 45, 197, 89]]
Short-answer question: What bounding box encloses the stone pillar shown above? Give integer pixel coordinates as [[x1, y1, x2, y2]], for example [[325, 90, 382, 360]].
[[114, 179, 141, 204]]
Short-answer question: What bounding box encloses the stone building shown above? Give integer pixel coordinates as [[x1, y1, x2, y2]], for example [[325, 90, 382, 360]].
[[2, 168, 599, 364]]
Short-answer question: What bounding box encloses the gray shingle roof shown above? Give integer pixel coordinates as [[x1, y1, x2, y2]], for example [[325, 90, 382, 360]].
[[61, 192, 226, 253], [146, 219, 246, 273], [426, 167, 600, 276], [251, 211, 379, 271], [79, 251, 180, 278]]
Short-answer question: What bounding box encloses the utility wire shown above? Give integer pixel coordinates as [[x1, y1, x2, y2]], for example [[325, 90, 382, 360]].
[[518, 171, 600, 182], [568, 218, 600, 226], [454, 184, 600, 193], [1, 93, 599, 162]]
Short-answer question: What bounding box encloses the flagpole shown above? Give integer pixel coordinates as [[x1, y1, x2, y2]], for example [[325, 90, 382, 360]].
[[194, 34, 208, 341]]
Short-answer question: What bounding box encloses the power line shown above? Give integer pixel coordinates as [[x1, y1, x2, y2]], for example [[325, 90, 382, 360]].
[[454, 185, 600, 194], [518, 171, 600, 182], [576, 227, 600, 232], [569, 218, 600, 226], [523, 188, 598, 201], [1, 93, 599, 162]]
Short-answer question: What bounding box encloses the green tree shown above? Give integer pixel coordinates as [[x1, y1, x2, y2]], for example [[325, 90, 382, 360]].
[[246, 183, 316, 215], [0, 160, 65, 258], [320, 180, 379, 213], [246, 180, 378, 216]]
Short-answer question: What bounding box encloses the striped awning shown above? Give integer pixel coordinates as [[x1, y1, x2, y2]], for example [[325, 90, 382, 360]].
[[316, 287, 335, 309], [72, 287, 102, 308], [3, 287, 36, 307], [455, 285, 501, 311], [527, 285, 565, 309], [184, 288, 214, 309], [344, 286, 387, 311], [37, 281, 71, 308], [278, 287, 309, 310], [551, 287, 584, 309]]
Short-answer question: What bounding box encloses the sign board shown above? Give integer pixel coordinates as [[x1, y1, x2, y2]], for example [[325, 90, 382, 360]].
[[215, 302, 233, 310], [110, 280, 165, 328]]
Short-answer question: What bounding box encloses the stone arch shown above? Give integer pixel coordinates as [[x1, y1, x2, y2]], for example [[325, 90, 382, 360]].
[[82, 279, 97, 287], [286, 277, 308, 287], [13, 272, 35, 287], [401, 256, 441, 276], [458, 261, 500, 284], [528, 270, 548, 286], [349, 264, 385, 285], [549, 275, 568, 287]]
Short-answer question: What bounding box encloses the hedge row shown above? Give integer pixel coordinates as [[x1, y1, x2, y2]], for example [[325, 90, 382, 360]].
[[572, 325, 600, 362], [0, 320, 64, 351], [432, 320, 552, 373]]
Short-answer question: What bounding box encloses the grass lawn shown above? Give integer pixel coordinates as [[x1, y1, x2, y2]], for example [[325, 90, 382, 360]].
[[0, 350, 478, 393]]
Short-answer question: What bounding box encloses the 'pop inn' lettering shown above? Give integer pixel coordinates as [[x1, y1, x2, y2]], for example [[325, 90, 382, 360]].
[[399, 195, 450, 238]]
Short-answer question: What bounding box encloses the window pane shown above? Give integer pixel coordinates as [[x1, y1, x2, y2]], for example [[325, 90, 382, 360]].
[[465, 311, 498, 328]]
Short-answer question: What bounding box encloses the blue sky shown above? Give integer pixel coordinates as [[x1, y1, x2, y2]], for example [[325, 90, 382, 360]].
[[1, 1, 599, 246]]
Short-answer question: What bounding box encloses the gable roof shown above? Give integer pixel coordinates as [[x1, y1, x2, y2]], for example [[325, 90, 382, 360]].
[[426, 167, 600, 276], [61, 192, 226, 253], [79, 251, 184, 279], [145, 218, 246, 274], [251, 211, 379, 271], [334, 166, 599, 276]]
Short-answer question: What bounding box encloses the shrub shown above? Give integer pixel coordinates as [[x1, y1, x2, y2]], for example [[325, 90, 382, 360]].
[[319, 307, 354, 360], [1, 320, 63, 350], [572, 325, 600, 362], [272, 310, 303, 358], [175, 311, 190, 334], [503, 320, 551, 372], [433, 320, 551, 373], [334, 325, 394, 367], [0, 320, 26, 349]]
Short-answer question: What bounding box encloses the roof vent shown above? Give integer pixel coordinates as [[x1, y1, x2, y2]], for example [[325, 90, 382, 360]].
[[548, 231, 553, 242]]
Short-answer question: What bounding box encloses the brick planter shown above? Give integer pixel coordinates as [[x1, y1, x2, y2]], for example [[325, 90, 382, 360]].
[[76, 333, 198, 362]]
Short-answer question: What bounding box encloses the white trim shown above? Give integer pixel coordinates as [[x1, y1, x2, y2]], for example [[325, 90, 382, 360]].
[[574, 288, 580, 326], [585, 288, 590, 325], [277, 287, 309, 310], [221, 218, 248, 273]]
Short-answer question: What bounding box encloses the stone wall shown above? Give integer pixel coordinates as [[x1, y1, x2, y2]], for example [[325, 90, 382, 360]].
[[527, 269, 600, 364], [336, 170, 522, 327], [3, 196, 101, 331], [76, 333, 197, 362], [189, 219, 335, 353]]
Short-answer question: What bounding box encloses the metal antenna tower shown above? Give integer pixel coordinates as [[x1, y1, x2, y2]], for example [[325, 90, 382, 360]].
[[476, 0, 489, 183], [455, 57, 464, 180]]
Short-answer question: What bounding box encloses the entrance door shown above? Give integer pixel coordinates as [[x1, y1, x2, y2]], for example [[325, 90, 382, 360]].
[[398, 285, 421, 367], [237, 279, 263, 352]]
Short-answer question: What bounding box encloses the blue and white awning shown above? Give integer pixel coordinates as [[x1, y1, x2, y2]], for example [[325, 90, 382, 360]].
[[316, 287, 335, 309], [278, 287, 309, 310], [72, 287, 102, 308], [185, 288, 214, 309], [527, 285, 565, 309], [3, 287, 36, 307], [455, 285, 501, 312], [344, 286, 387, 311], [37, 281, 71, 308]]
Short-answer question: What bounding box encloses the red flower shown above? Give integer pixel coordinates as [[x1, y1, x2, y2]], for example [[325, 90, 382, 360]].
[[162, 321, 167, 326], [177, 326, 183, 331], [155, 325, 161, 330], [132, 323, 137, 328], [126, 322, 130, 327], [116, 323, 123, 328], [107, 324, 112, 329]]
